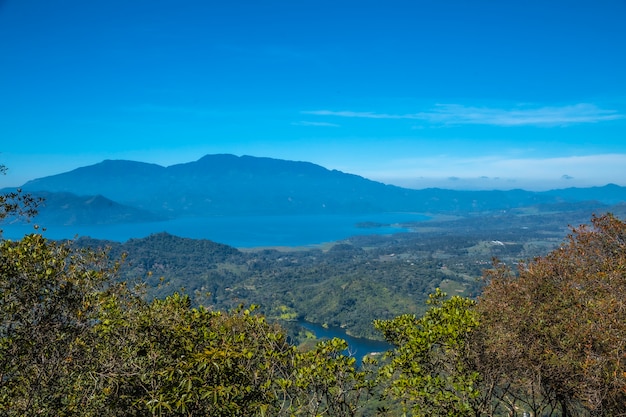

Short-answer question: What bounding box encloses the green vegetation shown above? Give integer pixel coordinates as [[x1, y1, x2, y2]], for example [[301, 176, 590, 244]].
[[0, 231, 369, 416], [2, 167, 625, 415], [375, 290, 481, 416], [475, 214, 626, 416], [69, 202, 625, 341], [75, 232, 457, 339]]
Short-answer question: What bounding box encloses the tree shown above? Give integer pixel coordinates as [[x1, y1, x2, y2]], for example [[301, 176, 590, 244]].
[[0, 234, 120, 416], [477, 213, 626, 416], [95, 297, 296, 417], [374, 289, 485, 417], [280, 337, 377, 417], [95, 296, 378, 417], [0, 164, 41, 232]]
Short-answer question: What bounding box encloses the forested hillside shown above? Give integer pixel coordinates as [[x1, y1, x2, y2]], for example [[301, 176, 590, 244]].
[[2, 184, 625, 415], [70, 202, 626, 340]]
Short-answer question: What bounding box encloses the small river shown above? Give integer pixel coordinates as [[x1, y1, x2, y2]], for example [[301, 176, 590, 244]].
[[297, 320, 392, 361]]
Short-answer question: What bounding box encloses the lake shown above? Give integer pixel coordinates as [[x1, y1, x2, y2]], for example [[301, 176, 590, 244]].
[[1, 212, 428, 247]]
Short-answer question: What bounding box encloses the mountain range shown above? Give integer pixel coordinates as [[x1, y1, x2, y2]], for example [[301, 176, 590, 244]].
[[5, 154, 626, 225]]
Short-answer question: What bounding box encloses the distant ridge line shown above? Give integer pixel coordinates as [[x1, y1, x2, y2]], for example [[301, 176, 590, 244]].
[[8, 154, 625, 224]]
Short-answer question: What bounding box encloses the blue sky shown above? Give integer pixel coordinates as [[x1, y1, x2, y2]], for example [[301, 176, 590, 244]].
[[1, 0, 625, 190]]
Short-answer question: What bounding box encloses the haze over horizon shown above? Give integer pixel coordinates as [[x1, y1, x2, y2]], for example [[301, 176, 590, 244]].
[[1, 0, 625, 191]]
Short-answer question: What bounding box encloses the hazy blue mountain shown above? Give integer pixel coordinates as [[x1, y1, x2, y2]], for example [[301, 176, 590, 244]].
[[14, 154, 626, 222], [19, 154, 427, 215], [541, 183, 626, 205], [20, 160, 169, 211], [26, 191, 166, 225]]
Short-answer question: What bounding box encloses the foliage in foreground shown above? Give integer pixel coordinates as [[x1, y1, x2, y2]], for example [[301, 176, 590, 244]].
[[371, 214, 626, 417], [374, 290, 483, 416], [0, 233, 374, 416], [1, 181, 625, 417], [0, 234, 115, 415], [476, 213, 626, 416]]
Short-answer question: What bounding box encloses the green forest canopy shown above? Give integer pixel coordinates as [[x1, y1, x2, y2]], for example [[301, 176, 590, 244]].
[[1, 182, 624, 416]]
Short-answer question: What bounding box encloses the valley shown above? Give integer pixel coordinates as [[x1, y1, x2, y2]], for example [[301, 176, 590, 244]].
[[72, 201, 626, 342]]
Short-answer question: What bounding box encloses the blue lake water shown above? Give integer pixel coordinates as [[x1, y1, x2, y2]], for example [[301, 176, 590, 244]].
[[298, 320, 392, 361], [1, 213, 428, 247]]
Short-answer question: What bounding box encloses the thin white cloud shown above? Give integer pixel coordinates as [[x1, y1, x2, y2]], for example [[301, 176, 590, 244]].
[[489, 154, 626, 175], [304, 103, 625, 127], [304, 110, 408, 120], [358, 153, 626, 190], [291, 121, 340, 127]]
